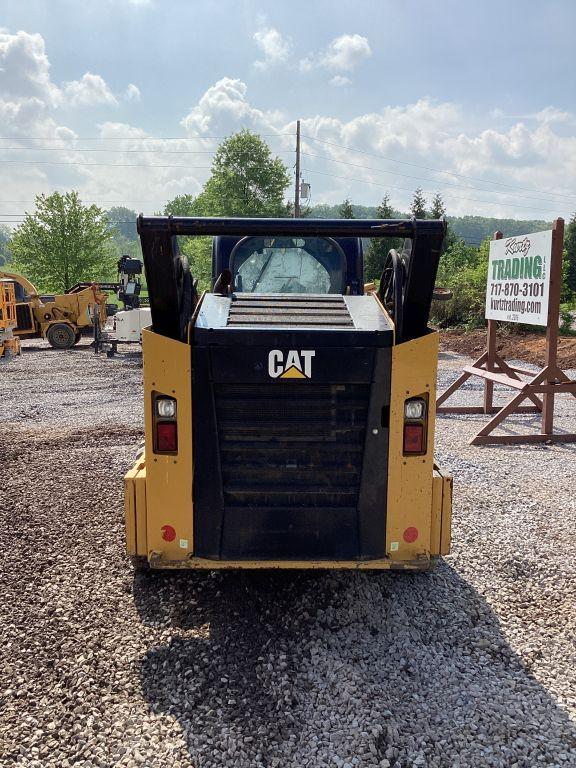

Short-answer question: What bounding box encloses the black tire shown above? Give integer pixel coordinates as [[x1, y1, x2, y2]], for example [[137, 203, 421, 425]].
[[378, 249, 405, 340], [46, 323, 76, 349], [72, 330, 82, 346]]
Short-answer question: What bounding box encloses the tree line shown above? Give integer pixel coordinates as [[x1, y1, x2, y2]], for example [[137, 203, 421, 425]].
[[4, 129, 576, 330]]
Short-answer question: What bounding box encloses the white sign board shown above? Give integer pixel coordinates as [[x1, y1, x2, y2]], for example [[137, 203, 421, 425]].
[[485, 230, 552, 326]]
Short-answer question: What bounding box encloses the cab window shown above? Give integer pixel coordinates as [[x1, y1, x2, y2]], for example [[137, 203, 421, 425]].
[[230, 237, 345, 294]]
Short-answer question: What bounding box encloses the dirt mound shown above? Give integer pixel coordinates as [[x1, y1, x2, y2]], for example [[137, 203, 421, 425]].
[[441, 329, 576, 369]]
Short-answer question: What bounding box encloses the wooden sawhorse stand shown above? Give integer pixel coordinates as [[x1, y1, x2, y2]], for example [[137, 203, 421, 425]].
[[437, 219, 576, 445]]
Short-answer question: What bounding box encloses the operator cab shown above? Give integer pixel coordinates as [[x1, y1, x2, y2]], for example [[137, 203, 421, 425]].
[[212, 235, 364, 295]]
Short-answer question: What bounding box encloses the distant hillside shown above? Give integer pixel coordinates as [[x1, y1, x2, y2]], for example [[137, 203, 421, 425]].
[[306, 204, 551, 246], [308, 203, 383, 220], [447, 215, 551, 245]]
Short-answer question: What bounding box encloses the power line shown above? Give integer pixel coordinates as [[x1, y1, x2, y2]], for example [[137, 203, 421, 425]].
[[0, 199, 165, 203], [0, 218, 137, 222], [0, 147, 216, 154], [301, 151, 576, 206], [0, 146, 294, 156], [301, 167, 566, 215], [0, 133, 293, 141], [0, 159, 213, 169], [301, 133, 576, 204]]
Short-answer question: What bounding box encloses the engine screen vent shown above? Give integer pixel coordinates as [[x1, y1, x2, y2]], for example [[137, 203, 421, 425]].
[[227, 294, 354, 328], [215, 382, 369, 509]]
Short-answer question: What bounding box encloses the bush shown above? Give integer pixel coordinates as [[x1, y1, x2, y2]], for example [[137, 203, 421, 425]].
[[430, 239, 489, 328], [179, 236, 212, 292], [560, 303, 576, 335]]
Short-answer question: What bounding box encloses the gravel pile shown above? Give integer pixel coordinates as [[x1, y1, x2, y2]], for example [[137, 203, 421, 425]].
[[1, 340, 575, 767]]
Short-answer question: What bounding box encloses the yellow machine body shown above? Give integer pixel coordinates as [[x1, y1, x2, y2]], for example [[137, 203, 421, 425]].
[[125, 325, 452, 570], [0, 271, 108, 348], [0, 278, 21, 358]]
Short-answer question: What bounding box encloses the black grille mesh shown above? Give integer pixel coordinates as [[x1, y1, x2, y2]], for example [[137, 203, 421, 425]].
[[15, 304, 34, 332], [214, 383, 369, 508], [227, 294, 354, 327]]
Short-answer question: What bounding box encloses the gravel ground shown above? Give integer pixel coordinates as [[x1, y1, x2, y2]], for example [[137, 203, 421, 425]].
[[1, 340, 575, 768]]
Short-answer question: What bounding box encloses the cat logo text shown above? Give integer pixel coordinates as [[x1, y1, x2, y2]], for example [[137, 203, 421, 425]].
[[268, 349, 315, 380]]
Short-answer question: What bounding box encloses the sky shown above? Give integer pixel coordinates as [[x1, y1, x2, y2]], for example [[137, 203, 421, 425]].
[[2, 0, 576, 225]]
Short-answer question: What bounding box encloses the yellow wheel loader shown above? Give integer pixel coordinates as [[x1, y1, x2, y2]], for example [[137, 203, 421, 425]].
[[125, 216, 452, 571], [0, 271, 108, 349], [0, 278, 20, 359]]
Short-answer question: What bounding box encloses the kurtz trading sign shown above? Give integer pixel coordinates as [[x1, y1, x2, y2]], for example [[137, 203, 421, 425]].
[[485, 229, 552, 326]]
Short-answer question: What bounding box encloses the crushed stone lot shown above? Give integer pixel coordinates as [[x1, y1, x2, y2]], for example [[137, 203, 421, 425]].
[[1, 340, 575, 768]]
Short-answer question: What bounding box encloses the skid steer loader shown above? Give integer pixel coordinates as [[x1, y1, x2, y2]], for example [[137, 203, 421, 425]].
[[0, 271, 108, 349], [125, 216, 452, 570]]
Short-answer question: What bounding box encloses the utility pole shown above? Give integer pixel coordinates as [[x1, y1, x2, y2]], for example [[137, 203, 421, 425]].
[[294, 120, 301, 218]]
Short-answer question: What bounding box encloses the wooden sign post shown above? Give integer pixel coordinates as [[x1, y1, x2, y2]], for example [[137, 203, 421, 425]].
[[436, 218, 576, 445]]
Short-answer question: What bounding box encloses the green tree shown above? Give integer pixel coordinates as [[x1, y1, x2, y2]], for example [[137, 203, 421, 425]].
[[564, 212, 576, 296], [410, 188, 427, 219], [163, 195, 196, 217], [194, 129, 291, 217], [364, 194, 402, 281], [105, 206, 138, 241], [105, 206, 141, 259], [9, 191, 114, 293], [168, 130, 291, 287], [338, 198, 355, 218], [0, 225, 12, 266], [430, 192, 446, 218]]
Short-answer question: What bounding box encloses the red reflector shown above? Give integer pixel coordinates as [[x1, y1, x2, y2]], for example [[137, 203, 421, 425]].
[[162, 525, 176, 542], [403, 526, 419, 543], [403, 423, 424, 453], [156, 421, 177, 452]]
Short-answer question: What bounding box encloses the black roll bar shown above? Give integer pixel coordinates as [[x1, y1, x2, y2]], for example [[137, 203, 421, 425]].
[[138, 215, 446, 343], [137, 215, 444, 239]]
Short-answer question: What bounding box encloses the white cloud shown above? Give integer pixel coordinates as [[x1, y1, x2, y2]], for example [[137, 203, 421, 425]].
[[0, 29, 121, 115], [490, 106, 574, 126], [0, 28, 60, 106], [124, 83, 141, 101], [301, 34, 372, 75], [330, 75, 351, 87], [181, 83, 576, 218], [534, 106, 572, 124], [253, 26, 291, 70], [180, 77, 283, 137], [62, 73, 118, 107], [97, 121, 149, 139], [0, 29, 192, 216], [320, 34, 372, 71], [294, 100, 576, 216], [2, 37, 575, 225]]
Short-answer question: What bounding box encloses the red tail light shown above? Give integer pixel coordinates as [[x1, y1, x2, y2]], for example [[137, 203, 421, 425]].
[[403, 423, 424, 454], [156, 421, 178, 452]]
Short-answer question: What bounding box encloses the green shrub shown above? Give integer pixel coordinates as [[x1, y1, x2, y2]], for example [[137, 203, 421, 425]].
[[431, 239, 489, 328]]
